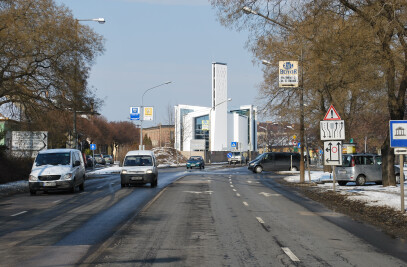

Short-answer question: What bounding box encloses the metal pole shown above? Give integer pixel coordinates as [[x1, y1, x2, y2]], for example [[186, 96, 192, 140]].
[[299, 48, 305, 183], [332, 166, 336, 192], [400, 154, 405, 213]]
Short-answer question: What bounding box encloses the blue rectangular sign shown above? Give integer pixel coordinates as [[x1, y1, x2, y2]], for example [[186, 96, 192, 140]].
[[231, 142, 237, 148], [390, 120, 407, 147], [90, 144, 96, 150], [130, 106, 140, 121]]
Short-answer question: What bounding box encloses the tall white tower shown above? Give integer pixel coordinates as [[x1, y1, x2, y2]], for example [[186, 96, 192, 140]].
[[211, 62, 228, 151]]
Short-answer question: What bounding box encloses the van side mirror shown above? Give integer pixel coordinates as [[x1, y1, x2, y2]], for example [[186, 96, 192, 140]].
[[74, 160, 81, 167]]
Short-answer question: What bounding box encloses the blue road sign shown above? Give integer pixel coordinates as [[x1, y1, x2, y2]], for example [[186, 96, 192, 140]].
[[390, 120, 407, 147], [298, 142, 301, 148], [130, 107, 140, 121], [90, 144, 96, 150], [227, 152, 232, 158], [231, 142, 237, 148]]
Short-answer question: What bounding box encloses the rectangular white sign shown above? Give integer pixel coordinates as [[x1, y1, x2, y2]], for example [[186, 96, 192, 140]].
[[190, 139, 206, 150], [320, 120, 345, 140], [143, 107, 154, 121], [279, 61, 298, 87], [324, 141, 342, 166]]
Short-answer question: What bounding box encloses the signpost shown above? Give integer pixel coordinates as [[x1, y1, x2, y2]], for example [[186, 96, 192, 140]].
[[390, 120, 407, 213], [9, 131, 48, 157], [278, 61, 298, 87], [320, 105, 345, 191], [143, 107, 154, 121], [90, 144, 96, 170], [130, 107, 140, 121]]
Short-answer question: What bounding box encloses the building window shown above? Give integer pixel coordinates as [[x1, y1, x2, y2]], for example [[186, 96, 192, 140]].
[[195, 115, 209, 150]]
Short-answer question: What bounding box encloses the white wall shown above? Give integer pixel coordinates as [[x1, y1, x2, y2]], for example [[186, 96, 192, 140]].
[[211, 63, 228, 151]]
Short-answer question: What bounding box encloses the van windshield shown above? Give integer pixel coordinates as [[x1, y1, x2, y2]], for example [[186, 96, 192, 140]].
[[124, 156, 153, 166], [35, 153, 71, 166]]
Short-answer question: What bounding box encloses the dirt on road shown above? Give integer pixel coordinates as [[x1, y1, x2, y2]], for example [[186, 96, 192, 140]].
[[278, 179, 407, 241]]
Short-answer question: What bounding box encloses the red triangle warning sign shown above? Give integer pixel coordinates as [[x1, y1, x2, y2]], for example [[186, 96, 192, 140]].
[[324, 105, 341, 120]]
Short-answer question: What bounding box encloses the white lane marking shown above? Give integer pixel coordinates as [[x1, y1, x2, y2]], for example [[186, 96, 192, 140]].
[[259, 192, 281, 197], [183, 191, 214, 194], [233, 189, 237, 192], [236, 193, 241, 197], [256, 217, 265, 224], [230, 181, 233, 184], [247, 181, 252, 184], [230, 185, 234, 188], [97, 186, 103, 189], [243, 201, 249, 206], [282, 247, 300, 262], [11, 211, 27, 217], [53, 200, 62, 204]]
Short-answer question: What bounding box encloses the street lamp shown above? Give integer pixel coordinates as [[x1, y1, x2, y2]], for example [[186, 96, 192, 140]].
[[249, 6, 306, 182], [72, 18, 105, 150], [139, 81, 172, 150]]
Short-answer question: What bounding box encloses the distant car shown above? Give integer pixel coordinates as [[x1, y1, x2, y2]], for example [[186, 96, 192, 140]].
[[103, 154, 113, 164], [248, 152, 300, 173], [228, 151, 246, 165], [335, 153, 400, 186], [94, 154, 106, 165], [120, 150, 158, 188], [85, 155, 94, 167], [186, 156, 205, 169]]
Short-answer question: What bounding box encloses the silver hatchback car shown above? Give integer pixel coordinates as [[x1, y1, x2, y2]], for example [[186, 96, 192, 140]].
[[335, 153, 400, 186]]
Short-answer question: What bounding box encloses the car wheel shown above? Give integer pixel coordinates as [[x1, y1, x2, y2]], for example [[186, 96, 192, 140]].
[[396, 174, 400, 184], [151, 179, 157, 188], [254, 165, 263, 174], [121, 183, 126, 188], [70, 180, 76, 193], [356, 175, 366, 186], [338, 181, 347, 186], [290, 166, 298, 171], [30, 190, 36, 196]]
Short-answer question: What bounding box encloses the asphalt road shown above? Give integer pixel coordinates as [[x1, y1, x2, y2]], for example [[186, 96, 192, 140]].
[[0, 166, 406, 266]]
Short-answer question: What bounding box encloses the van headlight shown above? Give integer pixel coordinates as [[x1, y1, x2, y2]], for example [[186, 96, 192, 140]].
[[146, 169, 153, 174], [62, 173, 73, 180], [29, 175, 38, 181], [121, 170, 127, 174]]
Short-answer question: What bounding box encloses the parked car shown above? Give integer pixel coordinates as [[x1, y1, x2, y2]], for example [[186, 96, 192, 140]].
[[120, 150, 158, 188], [186, 156, 205, 169], [85, 155, 94, 167], [335, 153, 400, 186], [228, 151, 246, 165], [103, 154, 113, 164], [94, 154, 106, 165], [28, 148, 86, 195], [248, 152, 300, 173]]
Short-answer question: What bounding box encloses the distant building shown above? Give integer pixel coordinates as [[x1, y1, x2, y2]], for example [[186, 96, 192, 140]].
[[174, 63, 257, 152], [143, 124, 175, 147]]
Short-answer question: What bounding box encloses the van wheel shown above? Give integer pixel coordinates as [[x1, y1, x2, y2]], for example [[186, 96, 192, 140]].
[[338, 181, 347, 186], [356, 175, 366, 186], [121, 183, 126, 188], [151, 179, 157, 188], [254, 165, 263, 174], [396, 174, 400, 184], [30, 190, 36, 196], [79, 182, 85, 191], [290, 166, 298, 171]]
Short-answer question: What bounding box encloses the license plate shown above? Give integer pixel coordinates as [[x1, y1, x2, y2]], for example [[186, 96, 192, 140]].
[[338, 170, 347, 174], [131, 177, 142, 181], [44, 182, 56, 187]]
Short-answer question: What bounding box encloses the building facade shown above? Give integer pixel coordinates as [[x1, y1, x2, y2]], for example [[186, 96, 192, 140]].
[[143, 124, 175, 148]]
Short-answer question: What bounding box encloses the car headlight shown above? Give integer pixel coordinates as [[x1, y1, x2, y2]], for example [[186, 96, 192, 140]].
[[249, 163, 254, 166], [63, 173, 73, 180], [121, 170, 128, 174], [146, 169, 153, 174], [29, 175, 38, 181]]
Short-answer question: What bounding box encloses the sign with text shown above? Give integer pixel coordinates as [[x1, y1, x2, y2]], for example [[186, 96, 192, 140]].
[[279, 61, 298, 87], [130, 107, 140, 121], [143, 107, 154, 121], [202, 120, 209, 131]]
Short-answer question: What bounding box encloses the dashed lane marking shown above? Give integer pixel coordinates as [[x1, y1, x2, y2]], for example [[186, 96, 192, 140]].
[[11, 211, 27, 217], [282, 247, 300, 262], [256, 217, 265, 224], [243, 201, 249, 206], [233, 189, 237, 192], [236, 193, 241, 197]]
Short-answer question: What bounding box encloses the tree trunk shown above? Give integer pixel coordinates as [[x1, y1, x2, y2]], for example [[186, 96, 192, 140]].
[[381, 132, 395, 186]]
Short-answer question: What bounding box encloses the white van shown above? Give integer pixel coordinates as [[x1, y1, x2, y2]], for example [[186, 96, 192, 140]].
[[120, 150, 158, 188], [29, 149, 86, 195]]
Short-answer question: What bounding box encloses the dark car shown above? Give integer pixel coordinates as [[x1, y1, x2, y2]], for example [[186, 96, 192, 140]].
[[248, 152, 300, 173], [186, 156, 205, 169], [85, 155, 94, 167]]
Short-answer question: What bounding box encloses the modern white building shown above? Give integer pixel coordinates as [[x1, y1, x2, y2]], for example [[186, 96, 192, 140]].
[[174, 63, 257, 152]]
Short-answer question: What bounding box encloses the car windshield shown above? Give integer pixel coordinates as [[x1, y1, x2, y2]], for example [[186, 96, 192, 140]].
[[124, 155, 153, 166], [35, 153, 71, 166], [232, 152, 241, 156], [103, 155, 111, 158], [253, 154, 264, 161], [189, 157, 201, 161]]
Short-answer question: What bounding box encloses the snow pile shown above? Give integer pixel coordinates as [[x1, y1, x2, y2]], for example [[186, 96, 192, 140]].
[[284, 171, 407, 212], [153, 147, 186, 167]]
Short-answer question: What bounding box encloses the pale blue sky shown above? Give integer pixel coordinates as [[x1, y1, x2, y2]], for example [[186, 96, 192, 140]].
[[55, 0, 263, 126]]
